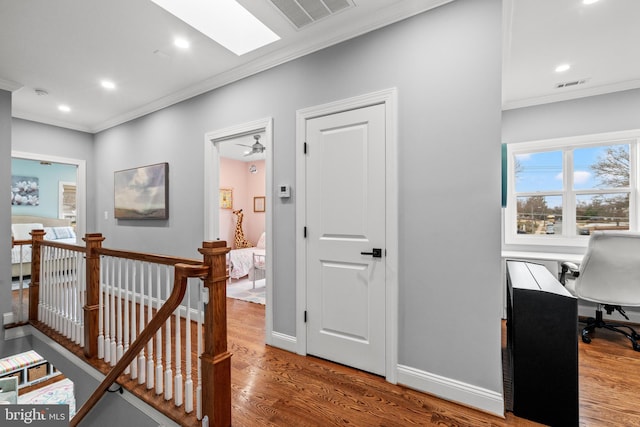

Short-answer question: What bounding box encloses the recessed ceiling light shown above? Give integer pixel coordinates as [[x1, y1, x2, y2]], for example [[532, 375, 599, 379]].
[[583, 0, 599, 5], [150, 0, 280, 56], [174, 38, 190, 49], [101, 80, 116, 90], [555, 64, 571, 73], [58, 105, 71, 113]]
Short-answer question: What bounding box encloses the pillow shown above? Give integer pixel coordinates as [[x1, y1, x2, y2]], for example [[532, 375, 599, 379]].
[[11, 223, 43, 241], [43, 227, 56, 240], [256, 232, 266, 249], [52, 226, 76, 240]]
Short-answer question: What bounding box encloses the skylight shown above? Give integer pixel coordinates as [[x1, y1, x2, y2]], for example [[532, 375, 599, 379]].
[[150, 0, 280, 56]]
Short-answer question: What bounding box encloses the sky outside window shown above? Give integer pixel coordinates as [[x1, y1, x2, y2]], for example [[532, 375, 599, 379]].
[[515, 144, 630, 194]]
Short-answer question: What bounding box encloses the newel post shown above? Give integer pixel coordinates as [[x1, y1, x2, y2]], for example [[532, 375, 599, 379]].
[[28, 229, 46, 322], [83, 233, 105, 358], [198, 240, 231, 427]]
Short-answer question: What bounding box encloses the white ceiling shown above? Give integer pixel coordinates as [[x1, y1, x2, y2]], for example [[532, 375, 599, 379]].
[[0, 0, 638, 134]]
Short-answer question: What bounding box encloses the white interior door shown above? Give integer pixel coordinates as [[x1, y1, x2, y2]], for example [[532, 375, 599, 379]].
[[305, 103, 386, 375]]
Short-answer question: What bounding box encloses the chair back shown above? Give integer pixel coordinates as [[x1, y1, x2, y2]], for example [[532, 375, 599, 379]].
[[577, 231, 640, 306]]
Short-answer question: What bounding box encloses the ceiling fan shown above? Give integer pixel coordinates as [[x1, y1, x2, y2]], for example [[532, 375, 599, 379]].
[[237, 134, 265, 156]]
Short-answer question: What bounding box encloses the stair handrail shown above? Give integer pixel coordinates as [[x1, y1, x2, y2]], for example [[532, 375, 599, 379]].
[[70, 262, 209, 426]]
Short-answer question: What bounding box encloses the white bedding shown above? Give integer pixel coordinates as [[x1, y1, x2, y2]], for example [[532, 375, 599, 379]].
[[228, 247, 265, 279], [11, 237, 77, 264], [11, 225, 77, 264]]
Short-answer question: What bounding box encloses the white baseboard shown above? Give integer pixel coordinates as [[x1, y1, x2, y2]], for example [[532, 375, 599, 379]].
[[269, 331, 297, 353], [397, 364, 504, 418]]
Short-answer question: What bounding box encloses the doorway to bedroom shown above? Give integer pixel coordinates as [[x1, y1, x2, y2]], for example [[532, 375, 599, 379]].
[[204, 118, 273, 343], [9, 152, 86, 325], [219, 133, 266, 304]]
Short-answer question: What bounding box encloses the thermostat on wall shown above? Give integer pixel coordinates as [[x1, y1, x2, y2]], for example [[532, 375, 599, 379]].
[[278, 185, 290, 198]]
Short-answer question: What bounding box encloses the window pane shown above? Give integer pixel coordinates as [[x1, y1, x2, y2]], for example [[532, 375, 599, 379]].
[[574, 144, 629, 190], [516, 195, 562, 235], [576, 193, 629, 235], [514, 151, 563, 193]]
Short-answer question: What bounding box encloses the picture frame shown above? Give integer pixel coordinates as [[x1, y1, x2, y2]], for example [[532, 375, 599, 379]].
[[11, 175, 40, 206], [114, 162, 168, 219], [220, 188, 233, 209], [253, 196, 265, 213]]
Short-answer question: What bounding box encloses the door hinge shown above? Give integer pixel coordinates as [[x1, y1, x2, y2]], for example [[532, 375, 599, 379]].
[[304, 226, 307, 238], [304, 142, 307, 154], [304, 310, 307, 323]]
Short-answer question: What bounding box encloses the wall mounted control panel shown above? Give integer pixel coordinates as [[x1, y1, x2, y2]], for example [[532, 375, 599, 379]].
[[278, 185, 290, 198]]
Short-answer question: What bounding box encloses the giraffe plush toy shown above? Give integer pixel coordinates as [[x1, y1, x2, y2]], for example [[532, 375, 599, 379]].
[[232, 209, 253, 249]]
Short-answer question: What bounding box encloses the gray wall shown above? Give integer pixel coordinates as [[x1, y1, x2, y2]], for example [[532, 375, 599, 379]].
[[0, 89, 11, 341], [94, 0, 504, 399], [12, 118, 96, 232], [502, 88, 640, 143]]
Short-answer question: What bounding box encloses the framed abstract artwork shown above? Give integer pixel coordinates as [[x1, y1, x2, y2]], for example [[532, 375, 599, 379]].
[[114, 162, 168, 219]]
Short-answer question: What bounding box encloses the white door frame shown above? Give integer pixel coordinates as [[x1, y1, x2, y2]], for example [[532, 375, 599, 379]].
[[11, 151, 86, 240], [295, 88, 398, 383], [204, 118, 274, 343]]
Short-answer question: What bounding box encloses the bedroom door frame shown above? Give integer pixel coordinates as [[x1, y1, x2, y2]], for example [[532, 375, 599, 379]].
[[203, 117, 274, 343], [11, 150, 86, 240], [295, 88, 399, 383]]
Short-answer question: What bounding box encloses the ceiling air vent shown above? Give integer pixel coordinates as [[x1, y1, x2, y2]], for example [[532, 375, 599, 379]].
[[270, 0, 353, 29], [555, 79, 589, 89]]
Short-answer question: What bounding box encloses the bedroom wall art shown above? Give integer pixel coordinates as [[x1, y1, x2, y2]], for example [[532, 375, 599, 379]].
[[253, 196, 265, 212], [114, 162, 168, 219], [11, 176, 39, 206], [220, 188, 233, 209]]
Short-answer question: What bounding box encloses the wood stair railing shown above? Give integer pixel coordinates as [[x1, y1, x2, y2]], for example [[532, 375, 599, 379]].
[[71, 262, 209, 426], [24, 232, 232, 427]]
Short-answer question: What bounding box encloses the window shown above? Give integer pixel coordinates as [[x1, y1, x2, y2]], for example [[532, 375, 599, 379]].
[[505, 130, 638, 247]]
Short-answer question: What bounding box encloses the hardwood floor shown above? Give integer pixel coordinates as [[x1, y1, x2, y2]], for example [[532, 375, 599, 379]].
[[26, 295, 640, 426], [228, 299, 538, 427]]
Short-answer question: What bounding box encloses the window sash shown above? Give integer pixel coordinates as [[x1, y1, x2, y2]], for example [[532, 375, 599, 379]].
[[505, 130, 640, 248]]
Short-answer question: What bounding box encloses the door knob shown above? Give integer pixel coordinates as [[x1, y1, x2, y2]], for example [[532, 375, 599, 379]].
[[360, 248, 382, 258]]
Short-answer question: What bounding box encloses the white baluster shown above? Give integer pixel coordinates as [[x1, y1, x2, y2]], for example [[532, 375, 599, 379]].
[[146, 263, 155, 390], [110, 258, 117, 366], [174, 294, 183, 407], [138, 262, 146, 385], [155, 266, 164, 395], [103, 257, 111, 363], [77, 252, 85, 348], [164, 268, 173, 401], [130, 260, 138, 380], [116, 258, 124, 364], [197, 280, 204, 420], [98, 256, 105, 359], [123, 259, 130, 375], [38, 246, 45, 322], [64, 249, 72, 339], [185, 283, 193, 413], [54, 248, 62, 332]]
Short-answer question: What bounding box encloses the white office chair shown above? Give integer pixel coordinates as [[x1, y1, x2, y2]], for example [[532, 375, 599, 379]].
[[561, 231, 640, 351]]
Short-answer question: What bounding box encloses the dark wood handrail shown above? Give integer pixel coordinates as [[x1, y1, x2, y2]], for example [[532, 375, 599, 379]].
[[96, 247, 202, 266], [70, 263, 209, 427]]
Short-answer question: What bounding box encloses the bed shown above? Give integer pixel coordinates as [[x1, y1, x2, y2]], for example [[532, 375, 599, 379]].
[[228, 232, 266, 281], [11, 215, 77, 278]]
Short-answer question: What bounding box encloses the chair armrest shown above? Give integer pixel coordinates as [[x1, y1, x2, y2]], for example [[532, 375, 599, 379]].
[[559, 261, 580, 285]]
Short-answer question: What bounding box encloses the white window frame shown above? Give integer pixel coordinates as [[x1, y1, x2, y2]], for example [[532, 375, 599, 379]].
[[504, 129, 640, 249]]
